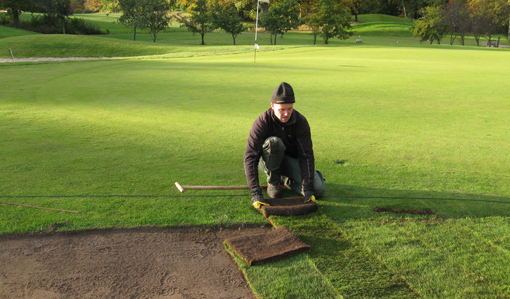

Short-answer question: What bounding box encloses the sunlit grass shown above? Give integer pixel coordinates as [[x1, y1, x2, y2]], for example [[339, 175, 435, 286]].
[[357, 14, 414, 23]]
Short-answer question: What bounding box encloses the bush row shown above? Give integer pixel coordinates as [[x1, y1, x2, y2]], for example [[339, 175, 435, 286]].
[[19, 15, 106, 35]]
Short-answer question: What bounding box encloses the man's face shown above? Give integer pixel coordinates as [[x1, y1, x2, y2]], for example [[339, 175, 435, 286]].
[[271, 103, 294, 123]]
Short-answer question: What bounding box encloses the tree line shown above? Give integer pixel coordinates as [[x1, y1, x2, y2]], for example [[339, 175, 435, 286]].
[[0, 0, 103, 34], [412, 0, 510, 46], [114, 0, 354, 44], [2, 0, 509, 44]]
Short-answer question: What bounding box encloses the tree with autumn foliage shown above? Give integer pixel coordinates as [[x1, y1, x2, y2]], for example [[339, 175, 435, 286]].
[[100, 0, 120, 12], [84, 0, 103, 11], [468, 0, 510, 45], [444, 0, 471, 45]]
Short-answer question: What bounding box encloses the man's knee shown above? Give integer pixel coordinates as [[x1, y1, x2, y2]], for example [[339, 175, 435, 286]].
[[263, 136, 285, 156]]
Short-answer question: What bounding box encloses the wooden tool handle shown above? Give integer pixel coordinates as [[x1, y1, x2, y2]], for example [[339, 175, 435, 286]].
[[175, 182, 185, 193], [174, 182, 284, 193]]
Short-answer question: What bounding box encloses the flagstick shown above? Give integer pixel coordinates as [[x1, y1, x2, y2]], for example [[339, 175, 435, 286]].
[[254, 0, 269, 63], [254, 0, 260, 63]]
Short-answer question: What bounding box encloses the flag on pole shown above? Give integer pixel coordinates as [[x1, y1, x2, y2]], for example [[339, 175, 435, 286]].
[[254, 0, 269, 63]]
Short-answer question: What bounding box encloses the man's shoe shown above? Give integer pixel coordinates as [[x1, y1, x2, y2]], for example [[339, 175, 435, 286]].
[[267, 184, 282, 199], [304, 191, 316, 203]]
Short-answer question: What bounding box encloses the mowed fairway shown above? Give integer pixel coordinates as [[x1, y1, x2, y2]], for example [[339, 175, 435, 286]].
[[2, 40, 510, 297]]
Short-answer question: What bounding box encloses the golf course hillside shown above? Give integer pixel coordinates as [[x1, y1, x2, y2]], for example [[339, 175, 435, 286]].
[[1, 13, 510, 299]]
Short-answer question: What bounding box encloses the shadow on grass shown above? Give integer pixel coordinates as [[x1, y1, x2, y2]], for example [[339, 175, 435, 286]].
[[272, 213, 420, 298], [322, 183, 510, 220]]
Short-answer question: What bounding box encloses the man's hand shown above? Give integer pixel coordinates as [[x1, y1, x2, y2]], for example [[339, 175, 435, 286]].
[[252, 193, 270, 209], [304, 191, 316, 203]]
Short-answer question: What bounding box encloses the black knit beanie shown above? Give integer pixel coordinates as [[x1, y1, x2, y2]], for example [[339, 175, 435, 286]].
[[271, 82, 295, 104]]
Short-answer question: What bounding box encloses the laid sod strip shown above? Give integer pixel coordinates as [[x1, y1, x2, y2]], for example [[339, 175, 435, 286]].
[[336, 217, 510, 298], [272, 213, 420, 298], [225, 243, 342, 299], [320, 197, 510, 297]]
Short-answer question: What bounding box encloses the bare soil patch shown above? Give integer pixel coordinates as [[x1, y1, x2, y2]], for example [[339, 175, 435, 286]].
[[0, 225, 272, 299]]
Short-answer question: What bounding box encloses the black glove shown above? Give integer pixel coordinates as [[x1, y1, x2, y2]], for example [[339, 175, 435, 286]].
[[304, 191, 316, 203], [251, 193, 269, 209]]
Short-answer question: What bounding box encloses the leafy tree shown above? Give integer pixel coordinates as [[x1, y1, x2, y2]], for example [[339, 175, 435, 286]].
[[316, 0, 353, 44], [469, 0, 510, 45], [211, 2, 245, 45], [260, 0, 301, 45], [143, 0, 171, 43], [470, 5, 486, 45], [351, 0, 376, 22], [302, 2, 322, 45], [118, 0, 148, 40], [444, 0, 471, 45], [181, 0, 215, 45], [407, 0, 439, 20], [388, 0, 408, 17], [70, 0, 85, 12], [33, 0, 73, 33], [412, 6, 447, 44], [100, 0, 120, 12], [0, 0, 36, 28], [84, 0, 103, 11], [53, 0, 73, 34]]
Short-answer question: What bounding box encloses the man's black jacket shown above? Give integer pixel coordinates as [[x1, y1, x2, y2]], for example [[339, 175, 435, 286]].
[[244, 108, 315, 194]]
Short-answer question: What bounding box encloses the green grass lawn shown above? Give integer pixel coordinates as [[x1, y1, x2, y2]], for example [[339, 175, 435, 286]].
[[0, 25, 40, 39], [2, 14, 510, 298], [357, 14, 414, 23]]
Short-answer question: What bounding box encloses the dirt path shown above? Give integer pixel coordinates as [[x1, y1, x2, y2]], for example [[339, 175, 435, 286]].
[[0, 225, 272, 299]]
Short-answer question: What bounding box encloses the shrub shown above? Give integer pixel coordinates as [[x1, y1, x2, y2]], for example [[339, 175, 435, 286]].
[[0, 13, 11, 25], [68, 17, 103, 34], [19, 14, 104, 35]]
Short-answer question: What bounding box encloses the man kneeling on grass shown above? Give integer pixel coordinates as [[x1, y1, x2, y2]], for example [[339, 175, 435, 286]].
[[244, 82, 325, 209]]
